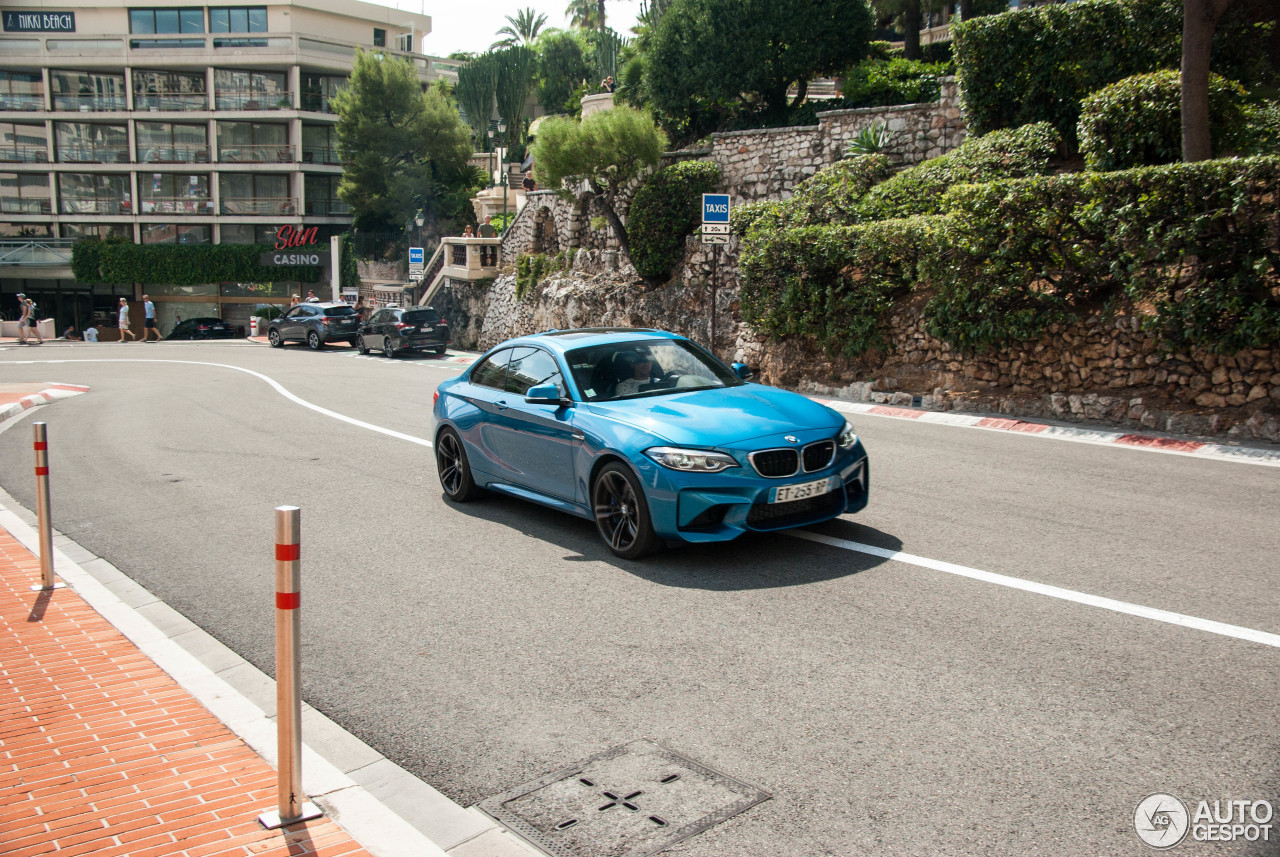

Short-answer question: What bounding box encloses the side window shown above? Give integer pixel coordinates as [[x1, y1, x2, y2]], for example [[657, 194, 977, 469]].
[[505, 347, 564, 396], [470, 348, 511, 390], [370, 310, 385, 324], [390, 309, 403, 323], [284, 307, 304, 319]]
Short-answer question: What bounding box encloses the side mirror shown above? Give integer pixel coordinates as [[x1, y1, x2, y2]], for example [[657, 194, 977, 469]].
[[525, 383, 570, 406], [731, 362, 754, 381]]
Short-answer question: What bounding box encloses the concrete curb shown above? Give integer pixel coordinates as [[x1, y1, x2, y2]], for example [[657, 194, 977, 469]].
[[0, 384, 89, 423]]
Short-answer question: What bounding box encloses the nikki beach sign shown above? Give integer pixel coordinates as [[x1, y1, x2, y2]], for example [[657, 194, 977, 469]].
[[4, 11, 75, 32]]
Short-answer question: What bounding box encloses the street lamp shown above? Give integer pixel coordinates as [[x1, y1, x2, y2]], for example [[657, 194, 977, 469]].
[[497, 121, 508, 224], [415, 211, 423, 247]]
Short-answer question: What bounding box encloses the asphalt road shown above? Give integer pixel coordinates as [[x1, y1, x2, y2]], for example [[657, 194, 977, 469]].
[[2, 340, 1278, 857]]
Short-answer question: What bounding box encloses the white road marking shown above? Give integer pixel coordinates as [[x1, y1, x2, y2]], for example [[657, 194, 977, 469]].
[[10, 357, 1276, 651], [789, 530, 1280, 650], [4, 358, 435, 448]]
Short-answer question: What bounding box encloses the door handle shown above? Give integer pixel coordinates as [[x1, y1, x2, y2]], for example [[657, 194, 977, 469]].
[[572, 433, 585, 441], [496, 400, 508, 410]]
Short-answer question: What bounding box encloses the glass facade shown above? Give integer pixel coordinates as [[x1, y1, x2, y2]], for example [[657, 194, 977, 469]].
[[133, 71, 207, 111], [59, 222, 130, 240], [0, 72, 43, 111], [219, 223, 280, 244], [136, 122, 209, 163], [55, 122, 129, 163], [213, 69, 287, 109], [58, 173, 131, 215], [209, 7, 267, 33], [50, 71, 127, 112], [129, 8, 205, 34], [218, 172, 290, 214], [0, 122, 48, 162], [140, 222, 212, 244], [300, 74, 343, 113], [0, 173, 52, 214], [216, 121, 289, 162], [139, 172, 210, 214], [301, 124, 339, 164], [304, 174, 345, 216]]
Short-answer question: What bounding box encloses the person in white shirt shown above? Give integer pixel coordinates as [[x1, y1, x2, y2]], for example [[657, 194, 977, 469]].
[[83, 326, 99, 342]]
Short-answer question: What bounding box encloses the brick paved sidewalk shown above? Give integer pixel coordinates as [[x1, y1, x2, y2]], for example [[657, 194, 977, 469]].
[[0, 529, 376, 857]]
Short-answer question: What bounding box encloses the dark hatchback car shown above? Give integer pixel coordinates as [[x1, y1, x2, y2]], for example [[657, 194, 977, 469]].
[[165, 317, 236, 340], [357, 306, 449, 357], [267, 301, 360, 349]]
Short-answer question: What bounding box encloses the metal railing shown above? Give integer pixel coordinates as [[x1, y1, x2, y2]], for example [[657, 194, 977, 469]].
[[215, 91, 294, 111], [0, 198, 53, 214], [60, 199, 132, 215], [218, 144, 293, 163], [137, 144, 210, 163], [51, 95, 127, 112], [57, 145, 130, 163], [220, 196, 298, 215], [0, 95, 45, 111], [0, 144, 49, 162], [0, 238, 75, 266], [134, 92, 209, 111], [303, 199, 350, 216], [300, 146, 340, 165], [139, 197, 214, 215]]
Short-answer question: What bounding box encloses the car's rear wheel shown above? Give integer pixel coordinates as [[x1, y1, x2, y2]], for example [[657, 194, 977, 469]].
[[307, 331, 322, 350], [435, 427, 483, 501], [356, 334, 368, 354], [592, 462, 661, 559], [435, 344, 447, 355], [383, 337, 395, 358], [268, 329, 282, 348]]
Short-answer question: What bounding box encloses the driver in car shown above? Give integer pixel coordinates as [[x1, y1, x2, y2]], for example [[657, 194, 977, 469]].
[[615, 348, 661, 397]]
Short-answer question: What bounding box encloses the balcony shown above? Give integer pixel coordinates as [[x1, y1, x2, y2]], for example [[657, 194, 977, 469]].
[[301, 146, 340, 165], [219, 196, 297, 215], [135, 92, 209, 111], [219, 144, 293, 163], [0, 198, 53, 214], [0, 144, 49, 163], [60, 199, 132, 215], [138, 144, 210, 164], [139, 197, 214, 215], [52, 95, 128, 112], [0, 95, 44, 111], [215, 91, 293, 111], [57, 145, 130, 164], [303, 199, 350, 216]]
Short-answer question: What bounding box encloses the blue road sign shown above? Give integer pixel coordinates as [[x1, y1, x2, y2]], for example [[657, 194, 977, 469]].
[[702, 194, 730, 223], [409, 247, 424, 264]]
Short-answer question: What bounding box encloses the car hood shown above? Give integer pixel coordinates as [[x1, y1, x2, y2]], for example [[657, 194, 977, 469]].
[[581, 384, 842, 447]]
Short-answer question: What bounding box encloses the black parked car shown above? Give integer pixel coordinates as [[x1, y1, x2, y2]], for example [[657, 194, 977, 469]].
[[267, 301, 360, 350], [166, 317, 237, 340], [357, 306, 450, 357]]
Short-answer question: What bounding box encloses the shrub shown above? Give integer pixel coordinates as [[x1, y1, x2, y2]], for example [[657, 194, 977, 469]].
[[1078, 70, 1250, 170], [732, 156, 891, 240], [844, 123, 894, 156], [838, 58, 949, 109], [72, 242, 323, 285], [1242, 100, 1280, 156], [627, 160, 721, 283], [253, 303, 284, 320], [854, 122, 1060, 220]]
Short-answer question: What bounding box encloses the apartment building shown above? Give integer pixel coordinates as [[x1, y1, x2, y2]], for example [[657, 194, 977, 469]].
[[0, 0, 454, 333]]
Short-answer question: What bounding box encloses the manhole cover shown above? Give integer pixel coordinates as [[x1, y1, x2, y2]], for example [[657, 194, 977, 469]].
[[479, 739, 770, 857]]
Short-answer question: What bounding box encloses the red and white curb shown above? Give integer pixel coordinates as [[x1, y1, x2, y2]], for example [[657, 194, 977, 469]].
[[0, 384, 89, 422], [819, 400, 1280, 466]]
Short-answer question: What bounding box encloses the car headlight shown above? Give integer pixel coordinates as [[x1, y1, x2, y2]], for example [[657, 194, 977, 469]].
[[837, 420, 858, 449], [644, 447, 739, 473]]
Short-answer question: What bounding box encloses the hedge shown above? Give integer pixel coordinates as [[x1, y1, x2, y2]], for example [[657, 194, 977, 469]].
[[837, 58, 949, 110], [1078, 70, 1250, 171], [952, 0, 1272, 149], [72, 241, 323, 286], [738, 156, 1280, 357], [733, 155, 890, 237], [627, 160, 721, 283]]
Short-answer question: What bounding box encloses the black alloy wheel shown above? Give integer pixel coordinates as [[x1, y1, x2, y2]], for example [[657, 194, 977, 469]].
[[307, 330, 322, 350], [592, 462, 662, 559], [356, 334, 368, 354], [268, 329, 282, 347], [435, 344, 447, 355], [435, 427, 483, 501]]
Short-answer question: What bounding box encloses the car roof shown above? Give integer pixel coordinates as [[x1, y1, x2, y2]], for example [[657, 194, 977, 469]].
[[503, 328, 681, 355]]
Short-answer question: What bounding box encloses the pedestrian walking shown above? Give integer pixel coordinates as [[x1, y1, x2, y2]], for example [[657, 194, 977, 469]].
[[117, 297, 137, 342], [142, 294, 160, 341], [23, 298, 43, 344], [522, 171, 536, 193], [16, 293, 28, 343], [305, 290, 319, 303], [290, 295, 300, 307]]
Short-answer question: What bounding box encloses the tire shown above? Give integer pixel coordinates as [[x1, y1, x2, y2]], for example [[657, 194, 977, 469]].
[[356, 334, 369, 354], [307, 330, 322, 350], [383, 337, 395, 358], [435, 427, 483, 501], [591, 462, 662, 559], [268, 329, 282, 348], [435, 344, 447, 355]]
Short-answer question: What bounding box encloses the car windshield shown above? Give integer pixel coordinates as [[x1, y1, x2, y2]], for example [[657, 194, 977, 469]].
[[566, 339, 743, 402], [323, 306, 356, 316], [403, 309, 440, 324]]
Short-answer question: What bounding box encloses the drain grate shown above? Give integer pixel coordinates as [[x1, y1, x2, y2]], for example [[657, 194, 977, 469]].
[[479, 739, 770, 857]]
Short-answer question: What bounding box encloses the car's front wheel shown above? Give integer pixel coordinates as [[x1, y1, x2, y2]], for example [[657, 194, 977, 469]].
[[356, 334, 369, 354], [307, 331, 322, 350], [435, 427, 483, 501], [268, 329, 282, 348], [592, 462, 661, 559]]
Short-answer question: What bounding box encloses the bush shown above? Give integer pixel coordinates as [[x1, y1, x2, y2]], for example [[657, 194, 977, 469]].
[[734, 156, 890, 237], [1078, 70, 1250, 170], [1242, 100, 1280, 156], [253, 304, 284, 320], [952, 0, 1270, 149], [627, 160, 721, 283], [838, 58, 949, 109], [72, 242, 323, 285], [854, 122, 1060, 220]]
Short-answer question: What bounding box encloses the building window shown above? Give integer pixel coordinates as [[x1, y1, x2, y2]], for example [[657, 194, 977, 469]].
[[0, 221, 53, 237], [301, 125, 340, 164], [136, 122, 208, 163], [300, 74, 344, 113], [0, 122, 49, 163], [133, 71, 207, 111], [140, 173, 210, 215], [0, 173, 52, 215], [213, 69, 288, 110], [217, 121, 289, 162], [58, 173, 131, 215], [54, 123, 129, 164], [0, 72, 43, 111], [141, 223, 212, 245], [304, 174, 347, 215], [49, 71, 126, 112], [209, 6, 267, 33], [129, 8, 205, 33], [218, 172, 290, 215], [373, 28, 386, 47], [220, 223, 281, 244], [397, 33, 414, 52]]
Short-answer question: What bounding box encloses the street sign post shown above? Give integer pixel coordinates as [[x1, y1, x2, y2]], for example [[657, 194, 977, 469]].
[[409, 246, 424, 280], [700, 194, 732, 356]]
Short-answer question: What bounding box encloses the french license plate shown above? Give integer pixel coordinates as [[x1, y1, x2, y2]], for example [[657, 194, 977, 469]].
[[771, 476, 835, 504]]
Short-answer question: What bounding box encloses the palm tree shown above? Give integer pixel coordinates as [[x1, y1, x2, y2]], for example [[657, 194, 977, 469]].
[[491, 7, 548, 49], [566, 0, 603, 31]]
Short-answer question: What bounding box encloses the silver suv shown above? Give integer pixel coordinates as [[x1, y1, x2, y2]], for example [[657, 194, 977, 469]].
[[267, 301, 360, 350]]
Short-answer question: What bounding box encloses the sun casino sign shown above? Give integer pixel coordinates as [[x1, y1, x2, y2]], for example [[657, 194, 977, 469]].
[[260, 225, 324, 266]]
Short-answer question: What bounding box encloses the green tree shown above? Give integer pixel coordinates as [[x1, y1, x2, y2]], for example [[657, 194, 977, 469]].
[[332, 48, 474, 234], [566, 0, 603, 30], [531, 106, 667, 258], [492, 7, 548, 49], [1182, 0, 1237, 161], [536, 30, 592, 115], [456, 51, 499, 149], [616, 0, 672, 110], [647, 0, 875, 139], [495, 45, 538, 152]]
